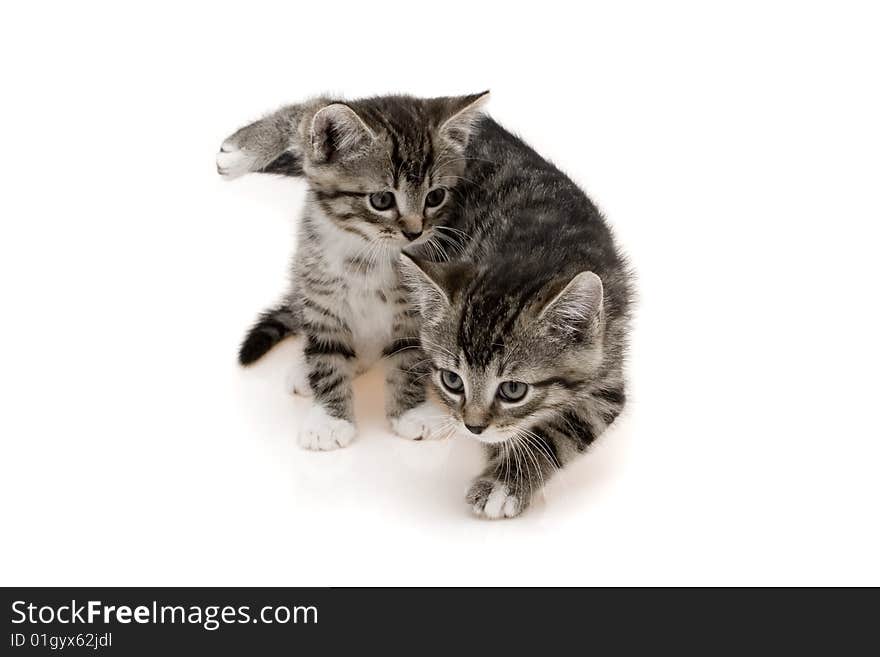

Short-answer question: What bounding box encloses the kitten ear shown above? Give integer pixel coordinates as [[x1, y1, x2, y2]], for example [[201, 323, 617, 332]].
[[309, 103, 376, 163], [399, 252, 472, 315], [537, 271, 604, 333], [438, 90, 490, 149]]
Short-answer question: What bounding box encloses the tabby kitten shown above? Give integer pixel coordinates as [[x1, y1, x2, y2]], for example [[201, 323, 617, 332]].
[[399, 118, 633, 518], [217, 93, 489, 450]]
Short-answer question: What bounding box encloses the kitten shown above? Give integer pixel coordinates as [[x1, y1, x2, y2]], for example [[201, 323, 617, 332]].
[[219, 99, 633, 519], [399, 118, 633, 519], [217, 93, 489, 450]]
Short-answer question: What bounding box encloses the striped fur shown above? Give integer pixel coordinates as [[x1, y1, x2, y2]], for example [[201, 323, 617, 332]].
[[238, 303, 302, 365], [219, 94, 489, 445], [401, 117, 634, 519], [219, 96, 633, 517]]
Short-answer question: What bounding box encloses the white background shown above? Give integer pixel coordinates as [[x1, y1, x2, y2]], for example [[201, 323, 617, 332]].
[[1, 2, 878, 586]]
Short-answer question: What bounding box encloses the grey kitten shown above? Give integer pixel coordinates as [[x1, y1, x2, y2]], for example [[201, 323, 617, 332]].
[[399, 117, 633, 518], [219, 98, 633, 519], [217, 93, 489, 450]]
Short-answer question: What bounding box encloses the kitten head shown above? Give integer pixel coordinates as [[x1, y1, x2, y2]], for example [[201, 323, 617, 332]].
[[298, 92, 489, 246], [401, 254, 606, 444]]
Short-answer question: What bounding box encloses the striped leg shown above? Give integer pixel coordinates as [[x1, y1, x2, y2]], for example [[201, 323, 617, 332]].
[[466, 436, 559, 520], [293, 264, 360, 450], [384, 306, 441, 440], [297, 333, 358, 451], [385, 342, 436, 441], [467, 393, 623, 519]]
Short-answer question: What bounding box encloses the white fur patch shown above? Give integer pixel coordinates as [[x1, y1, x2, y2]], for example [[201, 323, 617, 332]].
[[304, 204, 399, 370], [284, 347, 313, 397], [297, 404, 356, 451], [472, 483, 521, 519], [216, 141, 258, 179], [347, 276, 395, 368], [390, 402, 446, 441]]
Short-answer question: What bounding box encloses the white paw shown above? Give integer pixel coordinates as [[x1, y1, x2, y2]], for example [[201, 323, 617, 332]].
[[216, 141, 258, 179], [466, 480, 524, 519], [390, 402, 445, 441], [297, 404, 356, 451], [284, 349, 313, 397]]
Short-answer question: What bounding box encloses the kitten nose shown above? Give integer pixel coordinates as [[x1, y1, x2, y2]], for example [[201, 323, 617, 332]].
[[465, 424, 487, 435], [402, 229, 423, 241]]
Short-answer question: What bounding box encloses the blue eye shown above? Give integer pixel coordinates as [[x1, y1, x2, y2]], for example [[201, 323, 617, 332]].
[[369, 191, 395, 211], [498, 381, 528, 402], [440, 370, 464, 394]]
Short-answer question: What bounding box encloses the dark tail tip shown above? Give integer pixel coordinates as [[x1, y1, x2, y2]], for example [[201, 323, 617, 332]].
[[238, 331, 276, 365], [238, 305, 300, 366]]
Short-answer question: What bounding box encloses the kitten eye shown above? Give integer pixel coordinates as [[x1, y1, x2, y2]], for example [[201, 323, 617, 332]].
[[425, 188, 446, 208], [369, 191, 396, 211], [440, 369, 464, 394], [498, 381, 528, 402]]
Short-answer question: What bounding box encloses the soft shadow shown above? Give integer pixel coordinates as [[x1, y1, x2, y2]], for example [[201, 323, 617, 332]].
[[236, 337, 633, 523]]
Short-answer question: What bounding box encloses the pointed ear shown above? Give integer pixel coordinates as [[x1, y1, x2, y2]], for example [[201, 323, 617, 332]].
[[399, 252, 473, 316], [438, 90, 490, 149], [537, 271, 604, 333], [309, 103, 376, 163]]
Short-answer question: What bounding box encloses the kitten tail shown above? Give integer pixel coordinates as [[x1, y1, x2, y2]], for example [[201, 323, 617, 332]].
[[238, 304, 302, 365]]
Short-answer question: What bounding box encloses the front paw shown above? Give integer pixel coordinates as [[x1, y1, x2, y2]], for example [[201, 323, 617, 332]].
[[466, 478, 526, 519], [389, 402, 446, 441], [297, 405, 356, 451], [216, 138, 261, 179]]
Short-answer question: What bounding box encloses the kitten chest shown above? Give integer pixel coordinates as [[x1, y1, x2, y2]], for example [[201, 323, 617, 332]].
[[344, 269, 397, 367]]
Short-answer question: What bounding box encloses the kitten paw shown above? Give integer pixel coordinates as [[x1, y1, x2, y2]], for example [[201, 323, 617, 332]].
[[284, 349, 313, 397], [466, 479, 524, 519], [297, 405, 355, 451], [390, 402, 445, 441], [216, 140, 260, 179]]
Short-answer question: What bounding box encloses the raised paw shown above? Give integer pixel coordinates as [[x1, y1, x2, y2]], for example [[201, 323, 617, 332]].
[[297, 405, 356, 451], [284, 349, 313, 397], [466, 478, 526, 519], [216, 139, 260, 179], [389, 402, 446, 441]]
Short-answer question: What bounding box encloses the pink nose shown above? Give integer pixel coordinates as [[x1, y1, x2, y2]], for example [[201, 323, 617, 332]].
[[400, 216, 422, 235]]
